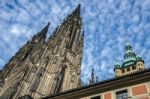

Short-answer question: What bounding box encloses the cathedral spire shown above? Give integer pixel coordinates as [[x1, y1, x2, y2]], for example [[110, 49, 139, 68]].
[[39, 22, 50, 37], [37, 22, 50, 39], [72, 4, 81, 16], [32, 22, 50, 42], [0, 5, 83, 98], [66, 4, 81, 22]]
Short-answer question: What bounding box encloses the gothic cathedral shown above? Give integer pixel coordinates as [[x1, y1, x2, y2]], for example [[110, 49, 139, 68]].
[[0, 5, 83, 99]]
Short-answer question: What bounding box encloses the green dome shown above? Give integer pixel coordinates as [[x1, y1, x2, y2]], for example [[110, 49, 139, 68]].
[[122, 60, 136, 67], [114, 63, 121, 68], [123, 41, 137, 67], [136, 56, 144, 63], [114, 63, 121, 71]]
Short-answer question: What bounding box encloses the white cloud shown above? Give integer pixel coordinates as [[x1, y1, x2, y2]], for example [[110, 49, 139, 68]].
[[10, 25, 21, 36]]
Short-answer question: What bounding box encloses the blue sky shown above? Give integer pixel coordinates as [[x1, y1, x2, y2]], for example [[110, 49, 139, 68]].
[[0, 0, 150, 84]]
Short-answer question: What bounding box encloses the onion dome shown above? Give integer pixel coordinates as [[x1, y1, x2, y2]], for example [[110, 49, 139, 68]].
[[136, 56, 144, 63], [122, 42, 136, 67], [114, 63, 121, 71]]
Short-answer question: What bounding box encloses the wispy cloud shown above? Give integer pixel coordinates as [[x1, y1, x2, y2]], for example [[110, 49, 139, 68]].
[[0, 0, 150, 84]]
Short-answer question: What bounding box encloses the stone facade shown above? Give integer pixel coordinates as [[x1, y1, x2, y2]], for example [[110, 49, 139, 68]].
[[0, 5, 83, 99]]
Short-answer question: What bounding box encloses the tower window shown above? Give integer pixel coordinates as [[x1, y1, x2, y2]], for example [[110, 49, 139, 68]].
[[122, 69, 125, 73], [132, 66, 136, 70], [128, 55, 130, 58], [139, 68, 142, 70], [90, 95, 101, 99], [127, 68, 130, 72], [116, 90, 128, 99]]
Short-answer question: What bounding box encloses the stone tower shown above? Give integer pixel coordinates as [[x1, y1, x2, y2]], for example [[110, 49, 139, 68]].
[[114, 42, 145, 77], [0, 4, 83, 99]]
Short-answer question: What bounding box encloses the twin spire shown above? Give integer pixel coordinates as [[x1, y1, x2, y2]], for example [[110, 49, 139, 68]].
[[31, 4, 81, 43]]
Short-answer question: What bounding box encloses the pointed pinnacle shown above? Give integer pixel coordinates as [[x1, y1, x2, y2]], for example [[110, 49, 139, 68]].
[[39, 22, 50, 36], [96, 76, 98, 83], [32, 22, 50, 41], [77, 4, 81, 10], [47, 22, 50, 26], [92, 68, 94, 76], [73, 4, 81, 15], [82, 31, 84, 37]]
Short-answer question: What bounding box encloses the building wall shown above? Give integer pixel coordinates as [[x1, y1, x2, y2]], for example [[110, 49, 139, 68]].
[[81, 81, 150, 99], [115, 62, 145, 77]]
